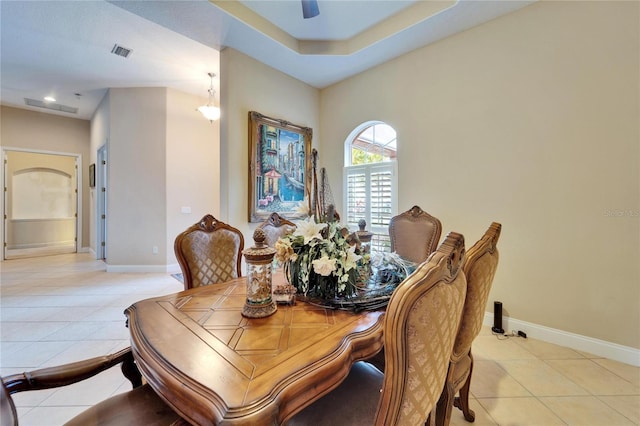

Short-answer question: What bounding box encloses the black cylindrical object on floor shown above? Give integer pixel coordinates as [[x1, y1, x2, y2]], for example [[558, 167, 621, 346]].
[[492, 301, 504, 334]]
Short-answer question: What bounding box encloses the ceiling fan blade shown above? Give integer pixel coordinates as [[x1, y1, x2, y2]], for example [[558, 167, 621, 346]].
[[301, 0, 319, 19]]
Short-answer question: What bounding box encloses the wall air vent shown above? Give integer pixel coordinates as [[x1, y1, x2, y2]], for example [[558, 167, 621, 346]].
[[24, 98, 78, 114], [111, 44, 132, 58]]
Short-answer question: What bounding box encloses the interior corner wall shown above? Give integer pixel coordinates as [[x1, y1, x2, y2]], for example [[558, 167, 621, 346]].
[[220, 48, 320, 245], [89, 92, 110, 255], [0, 106, 91, 251], [107, 88, 167, 268], [320, 1, 639, 349], [165, 88, 219, 268]]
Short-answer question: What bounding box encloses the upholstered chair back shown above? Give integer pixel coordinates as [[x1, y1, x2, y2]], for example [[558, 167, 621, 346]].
[[436, 222, 501, 426], [174, 214, 244, 290], [258, 212, 296, 247], [389, 205, 442, 264], [376, 232, 467, 425], [454, 222, 501, 357]]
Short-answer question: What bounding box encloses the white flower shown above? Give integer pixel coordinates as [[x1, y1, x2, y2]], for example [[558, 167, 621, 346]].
[[294, 218, 327, 245], [343, 245, 362, 271], [312, 255, 337, 276]]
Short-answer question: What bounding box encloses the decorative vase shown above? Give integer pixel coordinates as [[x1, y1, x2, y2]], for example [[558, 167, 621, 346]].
[[241, 228, 277, 318]]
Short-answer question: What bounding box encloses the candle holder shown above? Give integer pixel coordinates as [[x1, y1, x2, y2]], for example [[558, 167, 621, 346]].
[[242, 228, 277, 318]]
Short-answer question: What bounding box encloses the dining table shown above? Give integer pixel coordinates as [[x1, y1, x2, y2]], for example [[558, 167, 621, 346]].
[[124, 272, 385, 425]]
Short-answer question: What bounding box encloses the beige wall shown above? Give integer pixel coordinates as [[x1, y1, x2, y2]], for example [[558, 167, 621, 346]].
[[0, 106, 90, 250], [165, 87, 219, 265], [108, 88, 168, 267], [320, 1, 639, 349], [97, 87, 218, 269], [220, 48, 320, 246]]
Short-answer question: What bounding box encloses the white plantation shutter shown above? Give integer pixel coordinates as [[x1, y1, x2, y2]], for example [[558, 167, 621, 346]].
[[344, 162, 396, 252]]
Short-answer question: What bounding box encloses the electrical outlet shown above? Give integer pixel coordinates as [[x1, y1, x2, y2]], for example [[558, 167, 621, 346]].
[[152, 246, 158, 255], [517, 330, 527, 338]]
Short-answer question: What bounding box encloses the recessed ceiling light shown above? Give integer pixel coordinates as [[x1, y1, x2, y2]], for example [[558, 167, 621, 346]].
[[44, 96, 56, 102]]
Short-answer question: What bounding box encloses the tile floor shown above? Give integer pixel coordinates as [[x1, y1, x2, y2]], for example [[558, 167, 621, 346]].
[[1, 253, 639, 425]]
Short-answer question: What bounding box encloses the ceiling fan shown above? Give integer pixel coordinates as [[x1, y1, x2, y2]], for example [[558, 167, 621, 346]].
[[301, 0, 319, 19]]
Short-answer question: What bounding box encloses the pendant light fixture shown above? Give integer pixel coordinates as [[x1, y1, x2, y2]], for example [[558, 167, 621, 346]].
[[198, 72, 221, 122]]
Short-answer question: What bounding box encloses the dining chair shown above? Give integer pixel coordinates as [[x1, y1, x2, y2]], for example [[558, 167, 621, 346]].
[[436, 222, 501, 426], [1, 347, 182, 426], [257, 212, 297, 247], [286, 232, 467, 426], [174, 214, 244, 290], [389, 205, 442, 264]]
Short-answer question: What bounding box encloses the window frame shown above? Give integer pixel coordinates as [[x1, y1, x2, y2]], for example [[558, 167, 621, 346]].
[[343, 122, 398, 252]]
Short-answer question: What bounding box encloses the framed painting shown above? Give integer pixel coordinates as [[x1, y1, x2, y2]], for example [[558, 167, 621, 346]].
[[248, 111, 312, 223]]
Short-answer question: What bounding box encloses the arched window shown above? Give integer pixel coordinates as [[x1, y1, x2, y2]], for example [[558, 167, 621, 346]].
[[344, 122, 397, 252]]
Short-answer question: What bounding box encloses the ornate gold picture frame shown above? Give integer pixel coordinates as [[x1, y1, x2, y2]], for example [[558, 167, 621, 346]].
[[248, 111, 312, 223]]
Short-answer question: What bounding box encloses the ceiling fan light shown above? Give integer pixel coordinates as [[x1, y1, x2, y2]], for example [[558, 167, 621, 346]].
[[301, 0, 319, 19], [198, 104, 221, 122]]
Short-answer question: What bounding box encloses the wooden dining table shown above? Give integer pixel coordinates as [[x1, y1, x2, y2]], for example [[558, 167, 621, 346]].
[[124, 273, 385, 425]]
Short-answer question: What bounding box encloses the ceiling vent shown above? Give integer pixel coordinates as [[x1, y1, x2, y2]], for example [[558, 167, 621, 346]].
[[111, 44, 132, 58], [24, 98, 78, 114]]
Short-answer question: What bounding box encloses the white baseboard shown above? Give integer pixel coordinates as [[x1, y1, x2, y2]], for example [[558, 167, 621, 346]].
[[106, 264, 170, 273], [484, 313, 640, 367], [106, 263, 181, 274], [78, 246, 90, 253]]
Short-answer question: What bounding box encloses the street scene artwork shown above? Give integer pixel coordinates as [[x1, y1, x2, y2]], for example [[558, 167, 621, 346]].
[[248, 112, 312, 222]]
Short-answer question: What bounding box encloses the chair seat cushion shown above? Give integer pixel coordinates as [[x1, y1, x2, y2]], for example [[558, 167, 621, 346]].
[[286, 361, 383, 426], [65, 384, 181, 426]]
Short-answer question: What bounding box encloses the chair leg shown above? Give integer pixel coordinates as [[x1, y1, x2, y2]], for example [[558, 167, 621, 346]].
[[121, 350, 143, 389], [435, 383, 455, 426], [453, 355, 476, 422]]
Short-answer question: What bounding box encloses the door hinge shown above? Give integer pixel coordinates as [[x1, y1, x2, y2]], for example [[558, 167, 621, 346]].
[[101, 241, 105, 247], [102, 160, 106, 165], [102, 187, 106, 192], [101, 214, 106, 219]]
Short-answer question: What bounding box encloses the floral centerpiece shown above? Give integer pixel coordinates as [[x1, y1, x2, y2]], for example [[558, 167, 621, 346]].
[[275, 217, 367, 300]]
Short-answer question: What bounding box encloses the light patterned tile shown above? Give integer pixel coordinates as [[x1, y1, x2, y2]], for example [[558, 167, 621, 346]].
[[599, 395, 640, 424], [18, 405, 86, 426], [546, 359, 640, 396], [499, 359, 589, 396], [0, 321, 70, 341], [472, 335, 538, 361], [11, 387, 59, 408], [470, 360, 531, 398], [540, 396, 635, 425], [449, 396, 498, 426], [593, 358, 640, 387], [513, 337, 586, 360], [0, 341, 71, 369], [477, 397, 565, 425]]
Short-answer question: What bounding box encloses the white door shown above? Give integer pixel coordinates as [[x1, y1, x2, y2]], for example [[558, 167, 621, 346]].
[[97, 145, 107, 260]]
